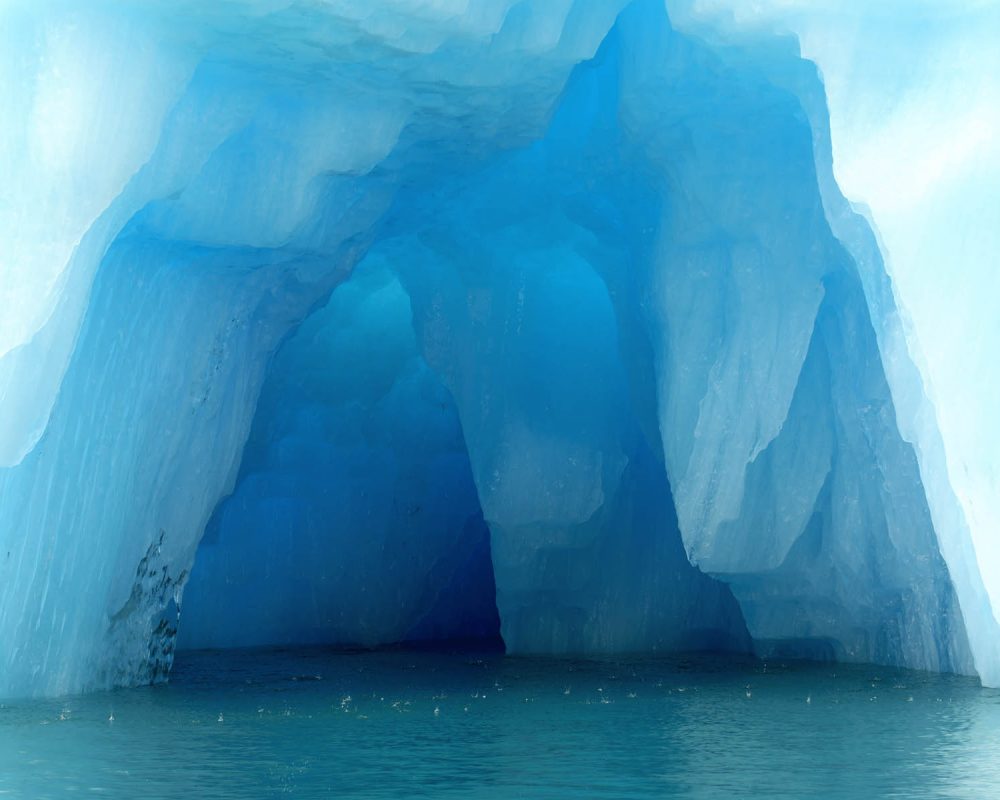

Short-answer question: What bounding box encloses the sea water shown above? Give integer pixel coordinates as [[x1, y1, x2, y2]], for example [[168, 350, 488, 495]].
[[1, 648, 999, 799]]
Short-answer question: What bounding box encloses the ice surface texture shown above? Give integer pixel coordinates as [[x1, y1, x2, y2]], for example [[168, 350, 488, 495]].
[[0, 0, 996, 696]]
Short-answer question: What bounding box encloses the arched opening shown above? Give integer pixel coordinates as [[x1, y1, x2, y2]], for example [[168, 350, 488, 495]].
[[178, 262, 502, 652]]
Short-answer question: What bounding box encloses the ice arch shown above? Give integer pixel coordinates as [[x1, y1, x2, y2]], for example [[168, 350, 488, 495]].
[[0, 0, 993, 697], [178, 263, 503, 650]]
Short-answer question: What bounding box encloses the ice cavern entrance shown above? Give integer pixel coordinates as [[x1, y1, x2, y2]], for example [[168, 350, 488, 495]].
[[178, 263, 503, 652]]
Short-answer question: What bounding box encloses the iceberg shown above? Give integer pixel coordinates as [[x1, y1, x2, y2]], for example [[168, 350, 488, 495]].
[[0, 0, 996, 697]]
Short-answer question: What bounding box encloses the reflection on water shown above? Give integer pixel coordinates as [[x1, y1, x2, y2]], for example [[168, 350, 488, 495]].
[[1, 647, 999, 799]]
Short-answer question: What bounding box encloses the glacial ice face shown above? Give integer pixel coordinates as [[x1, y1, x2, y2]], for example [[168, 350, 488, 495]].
[[672, 0, 1000, 689], [0, 0, 994, 697]]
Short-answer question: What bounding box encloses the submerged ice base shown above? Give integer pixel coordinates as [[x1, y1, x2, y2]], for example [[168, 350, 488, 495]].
[[0, 0, 997, 697]]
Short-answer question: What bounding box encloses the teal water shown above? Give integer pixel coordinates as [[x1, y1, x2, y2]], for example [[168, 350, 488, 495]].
[[2, 648, 999, 799]]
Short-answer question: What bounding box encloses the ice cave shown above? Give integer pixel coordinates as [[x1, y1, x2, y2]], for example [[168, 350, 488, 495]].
[[1, 0, 998, 704]]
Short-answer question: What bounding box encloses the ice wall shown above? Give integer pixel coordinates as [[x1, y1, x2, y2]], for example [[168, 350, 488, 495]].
[[0, 0, 993, 696], [670, 0, 1000, 689]]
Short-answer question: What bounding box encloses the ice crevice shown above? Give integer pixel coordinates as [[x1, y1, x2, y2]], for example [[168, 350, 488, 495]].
[[0, 0, 997, 697]]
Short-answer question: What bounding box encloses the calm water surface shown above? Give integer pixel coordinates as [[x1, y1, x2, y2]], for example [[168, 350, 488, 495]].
[[1, 647, 999, 799]]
